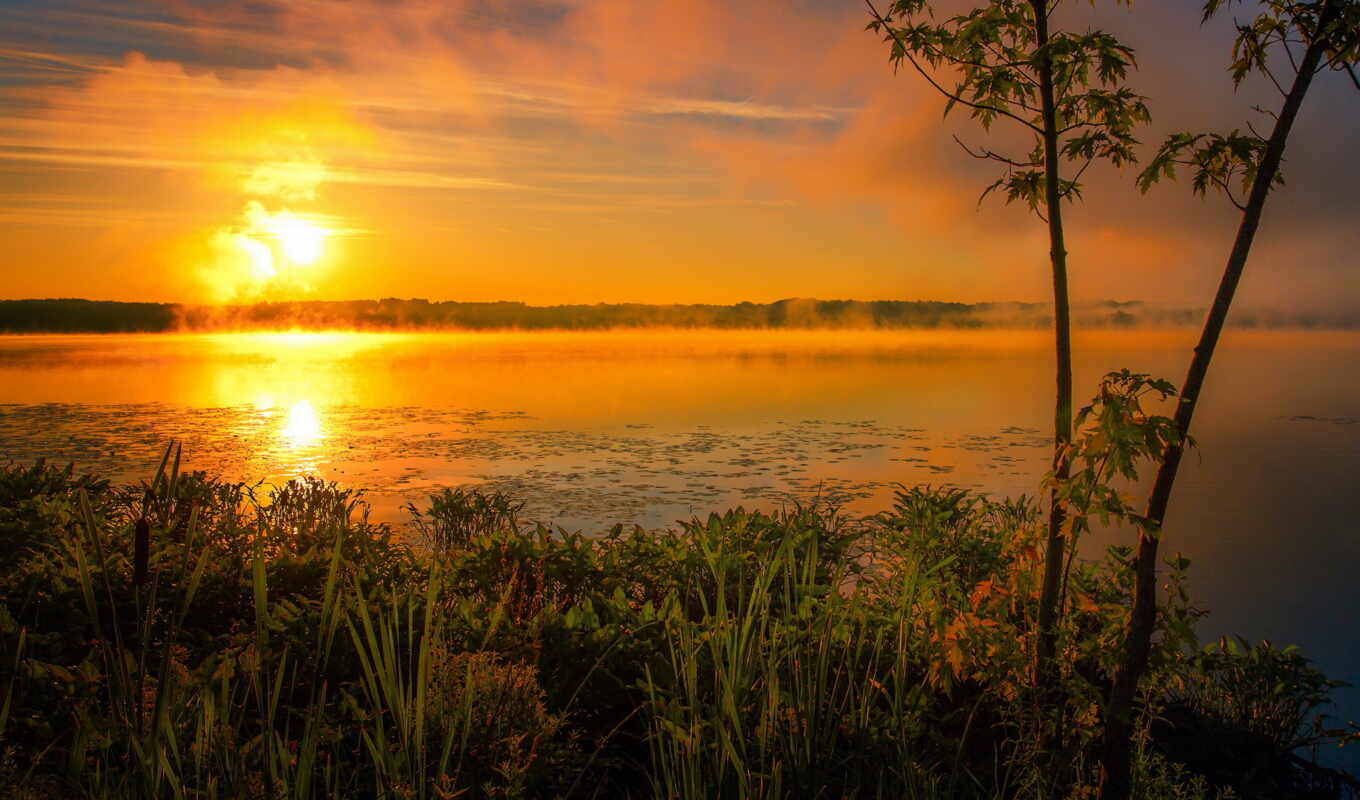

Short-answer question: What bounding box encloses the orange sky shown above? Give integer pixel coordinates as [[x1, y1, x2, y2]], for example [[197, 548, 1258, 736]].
[[0, 0, 1356, 309]]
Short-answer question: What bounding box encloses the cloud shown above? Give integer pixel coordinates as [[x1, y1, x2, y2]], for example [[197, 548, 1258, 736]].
[[0, 50, 374, 186], [242, 159, 327, 201]]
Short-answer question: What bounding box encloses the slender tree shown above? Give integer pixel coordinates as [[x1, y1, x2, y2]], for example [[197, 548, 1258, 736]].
[[1100, 2, 1360, 796], [865, 0, 1149, 708]]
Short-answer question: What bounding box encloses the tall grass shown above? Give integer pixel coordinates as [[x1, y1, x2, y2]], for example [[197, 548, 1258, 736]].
[[643, 512, 945, 798], [0, 447, 1353, 798]]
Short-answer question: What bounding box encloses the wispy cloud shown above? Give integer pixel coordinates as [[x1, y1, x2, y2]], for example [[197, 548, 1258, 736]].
[[643, 97, 845, 122]]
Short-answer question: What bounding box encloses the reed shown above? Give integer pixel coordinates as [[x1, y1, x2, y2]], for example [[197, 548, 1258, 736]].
[[0, 446, 1352, 798]]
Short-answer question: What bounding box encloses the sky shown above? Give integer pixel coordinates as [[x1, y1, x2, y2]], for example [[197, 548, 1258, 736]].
[[0, 0, 1356, 308]]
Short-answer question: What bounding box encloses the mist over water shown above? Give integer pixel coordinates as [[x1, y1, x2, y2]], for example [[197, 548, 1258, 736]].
[[2, 327, 1358, 767], [7, 297, 1360, 334]]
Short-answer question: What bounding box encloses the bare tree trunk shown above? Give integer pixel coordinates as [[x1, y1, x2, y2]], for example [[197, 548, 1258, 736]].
[[1098, 8, 1336, 796], [1031, 0, 1074, 713]]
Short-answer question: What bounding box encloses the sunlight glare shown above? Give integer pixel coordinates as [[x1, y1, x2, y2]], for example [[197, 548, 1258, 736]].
[[270, 214, 327, 265], [282, 399, 323, 448], [238, 233, 276, 279]]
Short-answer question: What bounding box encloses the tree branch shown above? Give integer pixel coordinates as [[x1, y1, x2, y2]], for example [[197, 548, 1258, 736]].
[[1056, 54, 1083, 103], [1068, 156, 1095, 192], [1250, 104, 1281, 123], [1057, 121, 1100, 135], [1206, 168, 1247, 211], [866, 0, 1045, 135], [1323, 29, 1360, 82], [1248, 32, 1292, 97], [953, 135, 1037, 168], [1224, 182, 1247, 211], [1281, 33, 1302, 74], [952, 39, 1039, 76], [980, 39, 1040, 80]]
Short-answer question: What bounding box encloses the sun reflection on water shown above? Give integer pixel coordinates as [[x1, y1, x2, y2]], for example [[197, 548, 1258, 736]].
[[282, 399, 323, 448]]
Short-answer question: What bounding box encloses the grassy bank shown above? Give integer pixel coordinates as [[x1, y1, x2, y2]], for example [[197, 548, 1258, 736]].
[[0, 451, 1354, 798]]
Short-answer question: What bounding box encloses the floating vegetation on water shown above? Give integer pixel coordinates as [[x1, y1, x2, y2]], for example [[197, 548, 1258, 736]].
[[0, 403, 1053, 528]]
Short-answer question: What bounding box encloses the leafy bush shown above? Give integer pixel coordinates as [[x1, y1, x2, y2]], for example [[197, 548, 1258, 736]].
[[0, 449, 1353, 799]]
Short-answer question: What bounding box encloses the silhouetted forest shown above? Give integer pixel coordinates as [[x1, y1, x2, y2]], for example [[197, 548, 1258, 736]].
[[0, 300, 180, 333], [2, 297, 1355, 333]]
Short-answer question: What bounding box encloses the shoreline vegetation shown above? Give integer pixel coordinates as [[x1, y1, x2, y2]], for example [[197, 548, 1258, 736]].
[[2, 441, 1356, 798], [3, 298, 1359, 335]]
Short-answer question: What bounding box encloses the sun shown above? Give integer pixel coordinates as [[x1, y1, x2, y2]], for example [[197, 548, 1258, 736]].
[[207, 202, 334, 299], [241, 202, 329, 267], [270, 214, 327, 265]]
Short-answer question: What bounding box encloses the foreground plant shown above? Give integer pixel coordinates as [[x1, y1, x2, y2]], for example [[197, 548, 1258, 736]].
[[865, 0, 1151, 735], [0, 440, 1354, 798]]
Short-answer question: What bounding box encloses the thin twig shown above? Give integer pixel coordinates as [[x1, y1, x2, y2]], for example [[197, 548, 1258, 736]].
[[1056, 120, 1100, 135], [1211, 171, 1248, 212], [1067, 157, 1095, 195], [1282, 32, 1302, 74], [953, 134, 1036, 168], [1345, 62, 1360, 91], [1249, 32, 1292, 97]]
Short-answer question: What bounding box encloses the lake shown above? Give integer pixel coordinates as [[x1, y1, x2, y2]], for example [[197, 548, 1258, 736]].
[[2, 328, 1357, 764]]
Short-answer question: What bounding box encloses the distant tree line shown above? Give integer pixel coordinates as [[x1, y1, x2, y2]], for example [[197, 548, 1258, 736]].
[[0, 299, 179, 333], [0, 297, 1354, 333]]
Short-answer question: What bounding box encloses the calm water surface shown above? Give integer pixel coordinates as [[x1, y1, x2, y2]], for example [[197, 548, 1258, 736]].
[[2, 328, 1357, 763]]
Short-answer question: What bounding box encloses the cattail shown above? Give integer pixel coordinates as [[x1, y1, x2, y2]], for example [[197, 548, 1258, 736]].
[[134, 517, 150, 588]]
